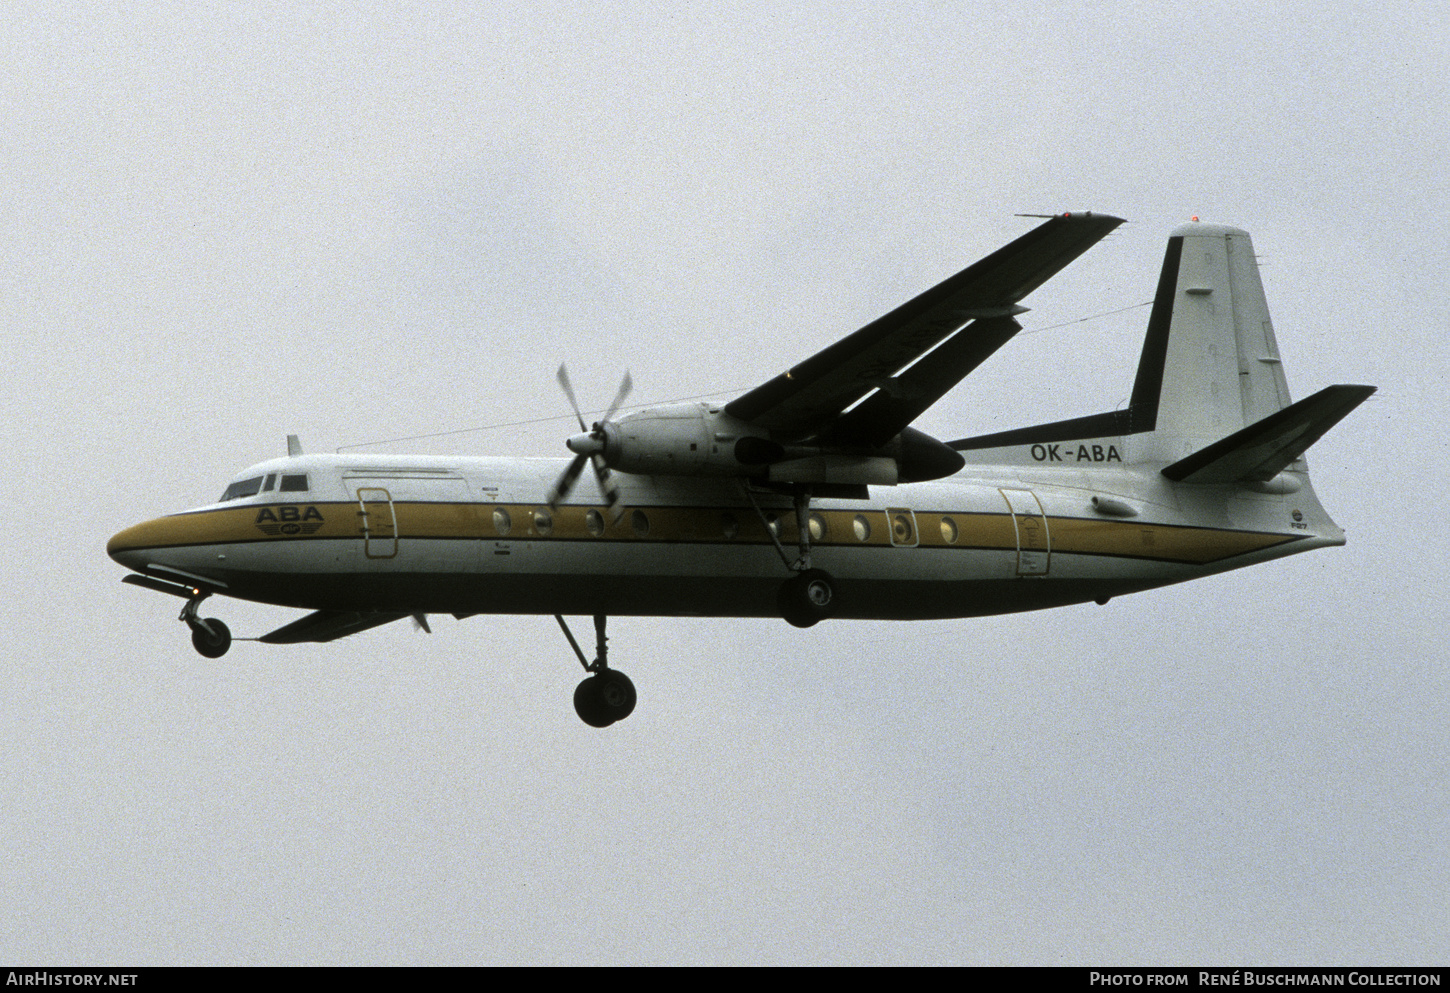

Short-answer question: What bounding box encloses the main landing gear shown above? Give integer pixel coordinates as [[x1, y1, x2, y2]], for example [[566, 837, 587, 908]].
[[181, 590, 232, 658], [745, 484, 837, 628], [777, 569, 835, 629], [555, 614, 637, 728]]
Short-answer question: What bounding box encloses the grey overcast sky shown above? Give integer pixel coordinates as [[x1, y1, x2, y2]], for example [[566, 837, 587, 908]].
[[3, 1, 1446, 965]]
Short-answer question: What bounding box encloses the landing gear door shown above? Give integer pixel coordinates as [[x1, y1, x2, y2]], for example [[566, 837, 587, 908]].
[[1000, 488, 1050, 576], [356, 487, 398, 559]]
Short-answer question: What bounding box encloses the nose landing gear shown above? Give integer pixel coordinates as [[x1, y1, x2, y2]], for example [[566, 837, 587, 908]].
[[181, 591, 232, 658], [555, 614, 637, 728]]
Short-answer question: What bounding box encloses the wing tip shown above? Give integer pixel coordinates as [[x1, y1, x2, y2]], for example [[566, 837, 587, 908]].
[[1017, 210, 1127, 227]]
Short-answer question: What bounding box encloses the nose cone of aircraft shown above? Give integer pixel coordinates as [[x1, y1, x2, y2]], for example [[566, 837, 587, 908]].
[[107, 517, 172, 571], [108, 511, 236, 595]]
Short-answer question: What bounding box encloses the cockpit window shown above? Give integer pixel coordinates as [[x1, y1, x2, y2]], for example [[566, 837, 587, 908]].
[[220, 472, 308, 502], [220, 476, 265, 502]]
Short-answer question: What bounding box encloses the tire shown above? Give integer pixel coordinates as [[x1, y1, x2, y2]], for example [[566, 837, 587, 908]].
[[778, 569, 835, 628], [574, 675, 614, 727], [594, 669, 637, 722], [191, 619, 231, 659], [574, 670, 638, 727]]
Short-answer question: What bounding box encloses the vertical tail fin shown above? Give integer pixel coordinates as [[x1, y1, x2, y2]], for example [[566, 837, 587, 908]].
[[1128, 221, 1294, 462], [949, 220, 1373, 475]]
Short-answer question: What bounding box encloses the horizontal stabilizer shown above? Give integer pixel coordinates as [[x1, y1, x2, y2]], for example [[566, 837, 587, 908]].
[[259, 610, 410, 644], [1161, 384, 1376, 484]]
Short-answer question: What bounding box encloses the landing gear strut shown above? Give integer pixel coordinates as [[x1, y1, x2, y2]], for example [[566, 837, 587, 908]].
[[744, 483, 837, 628], [180, 591, 231, 658], [555, 614, 636, 728]]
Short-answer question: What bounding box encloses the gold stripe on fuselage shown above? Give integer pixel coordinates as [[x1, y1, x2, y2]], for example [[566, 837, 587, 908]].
[[107, 501, 1303, 567]]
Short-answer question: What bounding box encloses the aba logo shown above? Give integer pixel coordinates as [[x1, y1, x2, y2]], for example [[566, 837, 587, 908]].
[[255, 505, 325, 536]]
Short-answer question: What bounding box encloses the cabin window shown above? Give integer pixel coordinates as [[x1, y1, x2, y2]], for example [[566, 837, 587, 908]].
[[220, 476, 265, 502], [940, 516, 959, 544], [279, 474, 309, 492], [630, 510, 650, 537], [585, 509, 605, 537], [492, 508, 512, 536], [533, 509, 554, 536], [891, 513, 915, 545], [721, 513, 739, 540], [808, 513, 827, 541], [852, 514, 871, 542]]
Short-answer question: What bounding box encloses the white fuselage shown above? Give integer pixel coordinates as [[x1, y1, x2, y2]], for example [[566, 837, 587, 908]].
[[107, 451, 1343, 621]]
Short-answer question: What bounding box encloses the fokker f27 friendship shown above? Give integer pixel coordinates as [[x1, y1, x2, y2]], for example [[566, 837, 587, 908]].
[[109, 214, 1374, 727]]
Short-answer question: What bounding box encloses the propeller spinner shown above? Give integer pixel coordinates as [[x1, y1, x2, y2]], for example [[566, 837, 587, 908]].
[[547, 364, 632, 521]]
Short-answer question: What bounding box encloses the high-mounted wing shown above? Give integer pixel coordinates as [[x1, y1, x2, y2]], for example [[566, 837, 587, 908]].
[[820, 313, 1023, 449], [724, 212, 1124, 442]]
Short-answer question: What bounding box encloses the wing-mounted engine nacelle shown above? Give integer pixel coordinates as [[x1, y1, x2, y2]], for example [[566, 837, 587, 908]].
[[586, 404, 963, 484], [587, 403, 776, 477], [764, 427, 965, 485]]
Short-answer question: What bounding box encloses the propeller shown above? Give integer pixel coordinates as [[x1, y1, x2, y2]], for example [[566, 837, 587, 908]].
[[547, 364, 632, 521]]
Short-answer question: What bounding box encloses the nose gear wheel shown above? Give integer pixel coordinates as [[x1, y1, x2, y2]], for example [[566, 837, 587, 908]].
[[180, 590, 232, 658]]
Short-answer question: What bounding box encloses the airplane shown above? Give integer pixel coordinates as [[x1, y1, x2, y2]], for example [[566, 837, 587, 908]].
[[108, 213, 1375, 728]]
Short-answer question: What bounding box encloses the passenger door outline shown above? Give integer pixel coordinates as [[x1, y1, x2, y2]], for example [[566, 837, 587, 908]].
[[1000, 488, 1050, 576], [356, 487, 398, 559]]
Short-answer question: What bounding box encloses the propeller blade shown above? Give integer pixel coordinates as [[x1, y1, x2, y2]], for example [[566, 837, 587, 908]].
[[602, 370, 633, 423], [550, 365, 632, 518], [547, 453, 589, 508], [556, 364, 588, 432], [592, 454, 625, 523]]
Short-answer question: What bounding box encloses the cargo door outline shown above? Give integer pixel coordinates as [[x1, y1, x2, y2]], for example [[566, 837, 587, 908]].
[[1000, 488, 1050, 576], [356, 487, 398, 559]]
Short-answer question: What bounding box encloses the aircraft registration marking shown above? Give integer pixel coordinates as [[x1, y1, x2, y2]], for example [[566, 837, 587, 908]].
[[1028, 443, 1123, 463]]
